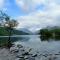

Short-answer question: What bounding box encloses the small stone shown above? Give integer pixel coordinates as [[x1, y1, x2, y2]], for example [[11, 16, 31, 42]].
[[24, 56, 28, 59], [29, 48, 32, 52], [16, 55, 24, 58], [17, 44, 23, 48], [32, 54, 37, 57], [43, 54, 48, 57], [22, 52, 29, 56]]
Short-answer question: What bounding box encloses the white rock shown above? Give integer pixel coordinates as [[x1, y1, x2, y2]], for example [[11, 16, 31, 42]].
[[10, 46, 19, 53]]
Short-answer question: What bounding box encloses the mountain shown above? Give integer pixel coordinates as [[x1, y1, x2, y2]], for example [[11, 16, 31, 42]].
[[0, 27, 30, 36], [19, 28, 33, 34], [13, 29, 30, 35]]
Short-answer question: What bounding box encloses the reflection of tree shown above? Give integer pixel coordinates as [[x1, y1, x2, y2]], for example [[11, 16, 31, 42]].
[[40, 35, 60, 41], [39, 27, 60, 41], [0, 37, 30, 46], [40, 36, 50, 41]]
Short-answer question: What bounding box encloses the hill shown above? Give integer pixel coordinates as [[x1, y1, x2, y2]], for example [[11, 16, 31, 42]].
[[0, 27, 29, 36]]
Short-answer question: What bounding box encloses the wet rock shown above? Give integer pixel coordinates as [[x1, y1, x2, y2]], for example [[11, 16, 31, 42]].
[[28, 57, 35, 60], [43, 54, 48, 57], [18, 47, 25, 52], [10, 46, 19, 53], [19, 58, 25, 60], [29, 48, 32, 52], [17, 44, 23, 48], [24, 55, 28, 59], [22, 52, 30, 56], [32, 54, 37, 57], [17, 55, 24, 58]]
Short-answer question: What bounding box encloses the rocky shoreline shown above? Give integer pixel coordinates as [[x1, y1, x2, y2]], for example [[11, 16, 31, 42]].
[[0, 44, 60, 60]]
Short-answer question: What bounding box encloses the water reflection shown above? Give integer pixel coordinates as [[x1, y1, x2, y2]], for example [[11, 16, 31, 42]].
[[0, 35, 60, 53], [0, 36, 30, 46], [1, 35, 60, 44], [0, 37, 30, 42], [40, 35, 60, 41]]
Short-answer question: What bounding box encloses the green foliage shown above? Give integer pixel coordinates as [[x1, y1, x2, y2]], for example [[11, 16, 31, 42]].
[[39, 27, 60, 40], [40, 29, 52, 38], [0, 27, 29, 36], [0, 27, 13, 36]]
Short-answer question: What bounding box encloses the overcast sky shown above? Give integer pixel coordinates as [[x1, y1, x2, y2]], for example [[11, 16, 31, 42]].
[[0, 0, 60, 31]]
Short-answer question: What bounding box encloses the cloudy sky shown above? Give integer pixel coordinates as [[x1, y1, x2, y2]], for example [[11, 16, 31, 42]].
[[0, 0, 60, 31]]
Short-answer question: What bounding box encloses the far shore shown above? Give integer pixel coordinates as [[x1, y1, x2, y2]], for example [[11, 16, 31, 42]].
[[0, 35, 39, 37]]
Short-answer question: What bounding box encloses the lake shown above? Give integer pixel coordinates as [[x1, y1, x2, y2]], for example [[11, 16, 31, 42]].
[[0, 35, 60, 54]]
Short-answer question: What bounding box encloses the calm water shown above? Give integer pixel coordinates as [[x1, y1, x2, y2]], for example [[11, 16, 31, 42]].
[[14, 35, 60, 54], [1, 35, 60, 54]]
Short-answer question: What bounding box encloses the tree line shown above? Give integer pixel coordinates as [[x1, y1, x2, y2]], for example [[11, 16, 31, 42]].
[[39, 27, 60, 40]]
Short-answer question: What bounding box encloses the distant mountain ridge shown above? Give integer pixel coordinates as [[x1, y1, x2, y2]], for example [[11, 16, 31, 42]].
[[0, 27, 30, 36], [19, 28, 32, 34], [13, 29, 30, 35]]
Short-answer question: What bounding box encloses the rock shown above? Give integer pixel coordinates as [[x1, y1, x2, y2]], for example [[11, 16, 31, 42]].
[[17, 55, 24, 58], [10, 46, 19, 53], [22, 52, 29, 56], [32, 54, 37, 57], [24, 56, 28, 59], [29, 48, 32, 52], [15, 58, 20, 60], [17, 44, 23, 48], [28, 57, 35, 60], [55, 53, 60, 55], [16, 58, 25, 60], [19, 48, 25, 52], [43, 54, 48, 57]]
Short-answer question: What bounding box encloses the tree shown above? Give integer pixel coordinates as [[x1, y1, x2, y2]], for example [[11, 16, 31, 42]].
[[4, 18, 18, 47], [0, 11, 18, 47]]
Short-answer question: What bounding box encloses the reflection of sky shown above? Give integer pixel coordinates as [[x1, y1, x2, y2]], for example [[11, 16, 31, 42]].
[[14, 35, 60, 54], [1, 0, 60, 31]]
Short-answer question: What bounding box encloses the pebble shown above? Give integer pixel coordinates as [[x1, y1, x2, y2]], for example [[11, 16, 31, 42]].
[[32, 54, 37, 57], [24, 56, 28, 59]]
